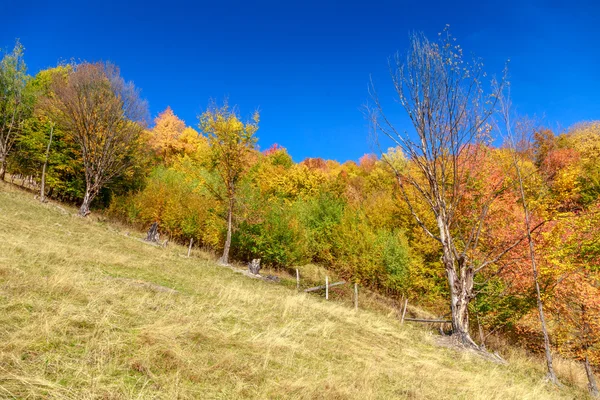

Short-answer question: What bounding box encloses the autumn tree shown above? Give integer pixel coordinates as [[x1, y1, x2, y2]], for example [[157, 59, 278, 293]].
[[0, 40, 31, 180], [46, 62, 148, 216], [369, 28, 511, 346], [200, 102, 258, 265], [6, 67, 74, 198], [498, 94, 559, 383], [148, 106, 185, 163], [555, 271, 600, 396], [544, 205, 600, 395]]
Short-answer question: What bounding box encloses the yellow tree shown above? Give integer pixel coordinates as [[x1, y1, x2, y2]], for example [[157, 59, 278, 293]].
[[200, 102, 258, 265], [148, 107, 186, 164], [543, 205, 600, 396]]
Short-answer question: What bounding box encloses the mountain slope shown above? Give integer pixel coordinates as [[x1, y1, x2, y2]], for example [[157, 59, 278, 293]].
[[0, 183, 584, 399]]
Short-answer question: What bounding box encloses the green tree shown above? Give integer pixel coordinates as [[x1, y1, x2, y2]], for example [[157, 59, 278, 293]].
[[0, 40, 31, 180], [9, 66, 83, 200]]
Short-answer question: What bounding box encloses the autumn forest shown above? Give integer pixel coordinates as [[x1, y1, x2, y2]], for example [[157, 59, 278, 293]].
[[2, 28, 600, 397]]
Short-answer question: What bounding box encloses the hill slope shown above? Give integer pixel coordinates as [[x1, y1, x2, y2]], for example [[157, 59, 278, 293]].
[[0, 184, 585, 399]]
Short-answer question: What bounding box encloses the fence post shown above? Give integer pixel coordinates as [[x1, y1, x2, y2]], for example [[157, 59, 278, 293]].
[[187, 238, 194, 257], [477, 314, 486, 349], [400, 299, 408, 324], [354, 283, 358, 311], [325, 276, 329, 300], [296, 269, 300, 291]]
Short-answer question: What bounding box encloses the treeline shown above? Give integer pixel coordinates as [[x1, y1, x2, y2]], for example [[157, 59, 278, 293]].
[[110, 107, 422, 297], [1, 33, 600, 394]]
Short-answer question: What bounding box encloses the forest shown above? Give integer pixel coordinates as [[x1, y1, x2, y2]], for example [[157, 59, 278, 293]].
[[1, 30, 599, 396]]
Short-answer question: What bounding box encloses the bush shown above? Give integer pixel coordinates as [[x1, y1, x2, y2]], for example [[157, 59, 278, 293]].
[[329, 208, 412, 295], [233, 199, 308, 268], [295, 193, 345, 263], [109, 166, 222, 247]]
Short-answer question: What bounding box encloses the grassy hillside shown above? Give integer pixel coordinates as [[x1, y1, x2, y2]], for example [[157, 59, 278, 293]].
[[0, 183, 588, 399]]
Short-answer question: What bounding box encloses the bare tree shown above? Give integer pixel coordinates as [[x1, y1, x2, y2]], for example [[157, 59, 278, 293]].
[[369, 28, 514, 347], [46, 62, 148, 216], [39, 122, 54, 202], [497, 89, 560, 384], [0, 40, 30, 180]]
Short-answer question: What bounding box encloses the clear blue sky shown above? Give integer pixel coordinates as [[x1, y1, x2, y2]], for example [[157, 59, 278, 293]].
[[2, 0, 599, 162]]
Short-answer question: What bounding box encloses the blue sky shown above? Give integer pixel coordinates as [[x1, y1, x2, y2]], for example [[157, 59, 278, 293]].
[[2, 0, 599, 162]]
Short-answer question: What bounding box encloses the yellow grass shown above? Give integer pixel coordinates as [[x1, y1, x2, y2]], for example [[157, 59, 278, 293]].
[[0, 182, 590, 399]]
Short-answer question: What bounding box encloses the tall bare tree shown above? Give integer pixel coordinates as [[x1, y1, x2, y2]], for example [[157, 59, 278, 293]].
[[0, 40, 30, 180], [497, 92, 560, 384], [46, 62, 148, 216], [369, 28, 516, 346]]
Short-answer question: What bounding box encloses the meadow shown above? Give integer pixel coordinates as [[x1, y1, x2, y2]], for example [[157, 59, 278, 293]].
[[0, 182, 589, 399]]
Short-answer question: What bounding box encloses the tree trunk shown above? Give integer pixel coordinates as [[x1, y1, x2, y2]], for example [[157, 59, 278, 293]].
[[514, 159, 559, 384], [40, 125, 54, 202], [187, 238, 194, 257], [445, 256, 477, 347], [0, 155, 6, 181], [585, 355, 599, 397], [582, 303, 598, 397], [438, 212, 477, 347], [248, 258, 261, 275], [145, 222, 160, 242], [79, 187, 95, 217], [534, 275, 558, 383], [220, 196, 234, 265]]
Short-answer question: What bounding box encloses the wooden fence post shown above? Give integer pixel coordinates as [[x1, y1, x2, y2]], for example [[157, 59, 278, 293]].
[[354, 283, 358, 311], [187, 238, 194, 257], [477, 314, 486, 349], [400, 299, 408, 324], [325, 276, 329, 300], [296, 269, 300, 291]]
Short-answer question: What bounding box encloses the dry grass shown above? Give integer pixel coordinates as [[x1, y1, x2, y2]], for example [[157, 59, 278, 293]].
[[0, 182, 590, 399]]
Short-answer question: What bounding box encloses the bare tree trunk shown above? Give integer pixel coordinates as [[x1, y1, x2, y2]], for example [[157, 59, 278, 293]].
[[512, 148, 559, 385], [0, 155, 6, 181], [445, 255, 477, 347], [533, 262, 558, 384], [517, 176, 558, 384], [220, 196, 234, 265], [498, 91, 559, 383], [477, 314, 486, 349], [79, 188, 94, 217], [187, 238, 194, 257], [248, 258, 261, 275], [40, 124, 54, 202], [437, 212, 478, 347], [585, 355, 599, 397], [145, 222, 160, 242], [582, 302, 599, 397]]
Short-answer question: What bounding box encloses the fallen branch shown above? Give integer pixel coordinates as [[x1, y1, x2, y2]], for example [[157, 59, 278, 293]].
[[404, 318, 451, 323]]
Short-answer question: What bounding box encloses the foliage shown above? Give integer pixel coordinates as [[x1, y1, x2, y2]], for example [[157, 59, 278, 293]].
[[9, 66, 85, 201], [5, 38, 600, 383], [0, 40, 31, 179], [146, 107, 205, 165], [200, 101, 259, 263], [233, 192, 309, 267], [43, 62, 149, 215]]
